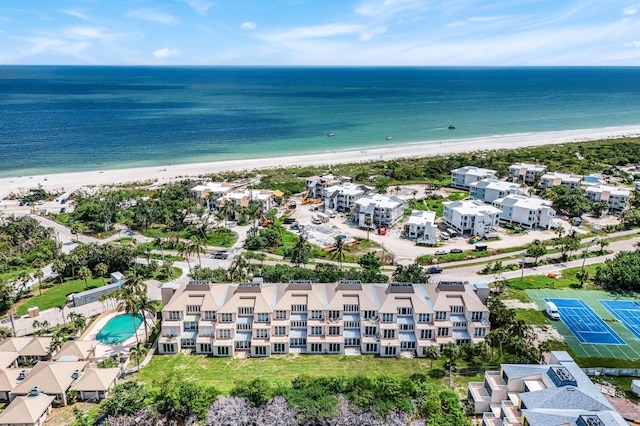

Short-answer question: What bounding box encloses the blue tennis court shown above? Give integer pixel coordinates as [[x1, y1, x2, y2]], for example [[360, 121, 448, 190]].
[[600, 300, 640, 340], [546, 298, 625, 345]]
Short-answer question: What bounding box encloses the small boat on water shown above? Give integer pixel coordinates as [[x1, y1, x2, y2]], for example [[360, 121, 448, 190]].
[[327, 133, 335, 137], [448, 125, 456, 130], [386, 136, 392, 140]]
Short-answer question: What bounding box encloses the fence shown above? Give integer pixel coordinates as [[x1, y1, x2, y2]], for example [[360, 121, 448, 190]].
[[583, 367, 640, 377]]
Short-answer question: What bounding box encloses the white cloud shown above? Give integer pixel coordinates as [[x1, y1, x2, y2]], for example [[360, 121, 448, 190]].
[[355, 0, 426, 18], [263, 24, 364, 43], [63, 10, 94, 22], [153, 47, 180, 58], [126, 9, 180, 25], [467, 16, 506, 23], [241, 21, 257, 30], [180, 0, 214, 15], [630, 40, 640, 47], [63, 27, 104, 40], [623, 6, 638, 15], [360, 26, 387, 41]]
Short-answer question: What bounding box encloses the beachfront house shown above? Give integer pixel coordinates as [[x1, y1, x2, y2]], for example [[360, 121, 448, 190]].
[[0, 392, 55, 426], [190, 182, 233, 200], [305, 174, 351, 199], [468, 351, 627, 425], [157, 280, 490, 358], [492, 194, 556, 230], [585, 185, 631, 215], [538, 172, 583, 190], [507, 162, 547, 185], [451, 166, 497, 190], [322, 182, 371, 213], [353, 194, 405, 229], [442, 200, 501, 237], [469, 179, 523, 203], [404, 210, 437, 245], [221, 189, 275, 214], [9, 361, 88, 406]]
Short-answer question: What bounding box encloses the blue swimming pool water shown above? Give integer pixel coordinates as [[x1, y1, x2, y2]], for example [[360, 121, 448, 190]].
[[96, 314, 143, 344], [584, 176, 600, 183]]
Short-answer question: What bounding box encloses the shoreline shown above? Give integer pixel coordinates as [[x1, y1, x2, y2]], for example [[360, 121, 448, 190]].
[[2, 125, 640, 197]]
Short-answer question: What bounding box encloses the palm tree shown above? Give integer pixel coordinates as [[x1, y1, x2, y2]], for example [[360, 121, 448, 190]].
[[68, 312, 87, 334], [129, 341, 148, 371], [228, 254, 249, 282], [77, 266, 91, 290], [136, 293, 157, 341], [152, 237, 165, 259], [287, 235, 311, 267], [124, 271, 146, 295], [597, 236, 610, 254], [117, 287, 142, 344], [394, 186, 401, 196], [364, 215, 373, 240], [32, 261, 45, 296], [94, 262, 109, 285], [219, 200, 236, 227], [48, 331, 64, 355], [424, 345, 439, 371], [442, 342, 460, 388], [52, 259, 66, 284], [188, 237, 206, 267], [328, 236, 346, 268], [57, 303, 67, 327]]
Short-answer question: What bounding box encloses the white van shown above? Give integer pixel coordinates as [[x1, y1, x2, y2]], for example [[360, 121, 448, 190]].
[[440, 232, 450, 240], [545, 301, 560, 320]]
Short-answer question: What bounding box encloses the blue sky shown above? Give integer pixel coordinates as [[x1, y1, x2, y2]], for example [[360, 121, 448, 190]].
[[1, 0, 639, 65]]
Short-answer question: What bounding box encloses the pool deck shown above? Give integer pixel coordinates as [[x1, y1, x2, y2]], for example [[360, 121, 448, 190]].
[[81, 309, 154, 360]]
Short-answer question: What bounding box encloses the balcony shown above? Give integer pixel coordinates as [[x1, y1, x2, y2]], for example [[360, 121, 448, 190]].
[[290, 321, 307, 328], [482, 412, 502, 426], [500, 401, 521, 423]]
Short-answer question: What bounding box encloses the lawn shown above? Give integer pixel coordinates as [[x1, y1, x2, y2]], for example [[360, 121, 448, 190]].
[[515, 309, 549, 326], [506, 264, 600, 291], [14, 277, 106, 315], [136, 354, 482, 394], [406, 191, 467, 218]]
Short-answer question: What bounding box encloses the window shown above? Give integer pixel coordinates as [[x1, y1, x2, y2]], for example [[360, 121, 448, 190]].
[[161, 343, 175, 353], [186, 304, 201, 313], [397, 307, 413, 315], [420, 329, 433, 339], [399, 323, 414, 331], [328, 326, 340, 336], [257, 313, 270, 322], [401, 341, 416, 350], [275, 310, 287, 320], [199, 343, 212, 353], [437, 327, 449, 337], [290, 338, 306, 347], [239, 307, 254, 315], [418, 313, 430, 323], [435, 311, 447, 320], [217, 346, 230, 356], [381, 313, 394, 322], [221, 313, 233, 323], [311, 310, 323, 320], [345, 338, 360, 347], [291, 304, 307, 312], [344, 304, 359, 312], [255, 329, 269, 339], [254, 346, 267, 356], [204, 311, 216, 321], [384, 346, 397, 356], [365, 343, 378, 353], [181, 338, 195, 347], [328, 310, 340, 320], [164, 326, 179, 337], [168, 311, 180, 320], [364, 326, 377, 336], [311, 326, 323, 336], [200, 326, 214, 337], [237, 323, 252, 331], [329, 343, 341, 352], [451, 306, 464, 314], [383, 329, 395, 339], [184, 322, 198, 331], [272, 343, 286, 353], [363, 310, 376, 320], [471, 312, 483, 321], [235, 341, 250, 350], [219, 329, 231, 339], [274, 326, 287, 336], [474, 328, 486, 337], [310, 343, 322, 352]]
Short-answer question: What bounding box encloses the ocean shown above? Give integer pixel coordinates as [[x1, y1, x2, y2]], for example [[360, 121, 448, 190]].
[[1, 66, 640, 177]]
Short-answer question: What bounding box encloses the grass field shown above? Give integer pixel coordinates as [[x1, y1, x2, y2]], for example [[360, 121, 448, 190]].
[[527, 288, 640, 361], [136, 354, 485, 394], [14, 277, 105, 315]]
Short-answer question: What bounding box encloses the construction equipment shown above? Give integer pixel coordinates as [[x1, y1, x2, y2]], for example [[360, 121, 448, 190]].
[[258, 213, 271, 227], [301, 192, 309, 204], [378, 227, 387, 236]]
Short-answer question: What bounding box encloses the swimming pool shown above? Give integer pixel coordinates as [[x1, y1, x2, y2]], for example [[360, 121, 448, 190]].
[[584, 176, 600, 183], [96, 314, 143, 344]]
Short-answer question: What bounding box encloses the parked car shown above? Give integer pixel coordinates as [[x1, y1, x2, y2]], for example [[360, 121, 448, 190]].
[[212, 251, 229, 259], [440, 232, 450, 240], [427, 266, 443, 274], [449, 248, 463, 254], [290, 223, 300, 230], [434, 250, 447, 255], [283, 218, 296, 224]]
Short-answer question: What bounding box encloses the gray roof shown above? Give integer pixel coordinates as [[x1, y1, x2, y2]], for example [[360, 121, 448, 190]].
[[522, 409, 627, 426], [520, 386, 611, 412]]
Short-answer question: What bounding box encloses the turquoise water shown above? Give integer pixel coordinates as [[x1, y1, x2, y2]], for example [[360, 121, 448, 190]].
[[2, 67, 640, 177], [96, 314, 143, 344]]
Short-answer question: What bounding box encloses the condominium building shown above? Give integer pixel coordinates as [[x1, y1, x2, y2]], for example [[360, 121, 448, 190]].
[[585, 185, 631, 215], [190, 182, 233, 200], [323, 183, 371, 213], [221, 189, 275, 213], [492, 195, 556, 230], [507, 163, 547, 185], [158, 280, 490, 358], [469, 179, 523, 203], [468, 351, 627, 425], [404, 210, 437, 245], [451, 166, 498, 190], [305, 174, 352, 199], [538, 172, 582, 190], [442, 200, 501, 237], [353, 194, 405, 229]]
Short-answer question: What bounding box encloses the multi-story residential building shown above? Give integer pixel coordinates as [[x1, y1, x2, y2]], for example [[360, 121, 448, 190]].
[[221, 189, 275, 213], [404, 210, 437, 245], [158, 280, 490, 358], [585, 185, 631, 215], [507, 163, 547, 185], [492, 195, 556, 230], [469, 179, 523, 203], [353, 194, 405, 229], [190, 182, 233, 201], [442, 200, 501, 237], [538, 172, 583, 190], [451, 166, 498, 190], [323, 183, 371, 213], [468, 351, 627, 425], [305, 174, 352, 199]]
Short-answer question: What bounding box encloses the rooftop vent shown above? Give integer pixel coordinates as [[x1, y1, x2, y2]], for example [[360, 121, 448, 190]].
[[436, 281, 466, 292], [547, 366, 577, 388], [17, 369, 27, 380], [388, 283, 414, 293], [188, 280, 210, 286], [337, 280, 362, 290], [71, 369, 82, 380], [28, 386, 40, 396], [288, 280, 312, 290], [576, 415, 605, 426], [235, 282, 261, 293]]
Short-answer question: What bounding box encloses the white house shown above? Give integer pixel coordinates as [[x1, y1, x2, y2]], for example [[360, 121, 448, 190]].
[[353, 194, 405, 229], [404, 210, 437, 245], [442, 200, 501, 237], [585, 185, 631, 215], [469, 179, 523, 203], [508, 163, 547, 185], [538, 172, 582, 190], [190, 182, 233, 200], [221, 189, 275, 213], [492, 194, 556, 229], [305, 174, 351, 199], [323, 183, 371, 213], [450, 166, 497, 190]]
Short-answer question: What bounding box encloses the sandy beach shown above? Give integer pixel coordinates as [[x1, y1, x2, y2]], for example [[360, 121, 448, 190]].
[[2, 125, 640, 197]]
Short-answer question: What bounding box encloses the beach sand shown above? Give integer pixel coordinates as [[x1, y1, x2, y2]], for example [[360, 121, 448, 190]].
[[2, 125, 640, 196]]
